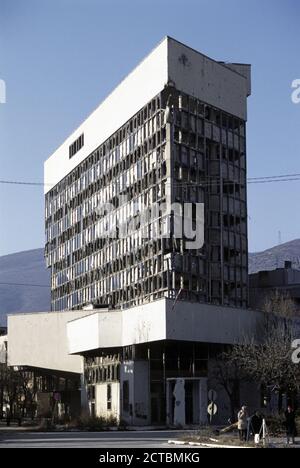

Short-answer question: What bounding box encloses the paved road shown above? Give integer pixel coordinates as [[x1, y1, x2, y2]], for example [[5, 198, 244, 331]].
[[0, 430, 194, 448]]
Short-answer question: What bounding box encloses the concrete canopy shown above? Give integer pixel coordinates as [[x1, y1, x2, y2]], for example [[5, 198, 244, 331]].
[[67, 299, 263, 355]]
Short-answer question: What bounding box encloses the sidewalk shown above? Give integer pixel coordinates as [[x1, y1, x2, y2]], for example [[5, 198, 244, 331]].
[[168, 435, 300, 449], [0, 420, 35, 432]]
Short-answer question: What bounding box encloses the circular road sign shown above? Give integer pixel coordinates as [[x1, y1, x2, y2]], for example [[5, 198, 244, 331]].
[[207, 402, 218, 416]]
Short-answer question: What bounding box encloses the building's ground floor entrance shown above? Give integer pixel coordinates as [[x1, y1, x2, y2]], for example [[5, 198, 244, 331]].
[[166, 378, 207, 426], [83, 340, 214, 426]]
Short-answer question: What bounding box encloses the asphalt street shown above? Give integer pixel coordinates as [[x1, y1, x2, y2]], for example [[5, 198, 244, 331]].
[[0, 429, 195, 448]]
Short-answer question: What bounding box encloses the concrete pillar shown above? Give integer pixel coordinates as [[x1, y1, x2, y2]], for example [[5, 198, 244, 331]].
[[199, 378, 208, 425], [80, 359, 89, 416], [173, 378, 185, 426]]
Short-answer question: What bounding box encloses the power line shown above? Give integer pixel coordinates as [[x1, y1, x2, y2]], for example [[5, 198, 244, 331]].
[[0, 282, 49, 288], [1, 172, 300, 186], [172, 177, 300, 186], [248, 173, 300, 180], [0, 180, 46, 186], [248, 177, 300, 184], [171, 177, 300, 188], [1, 174, 300, 191]]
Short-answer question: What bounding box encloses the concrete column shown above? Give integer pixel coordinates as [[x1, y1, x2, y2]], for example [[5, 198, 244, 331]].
[[166, 380, 170, 426], [173, 378, 185, 426], [199, 377, 208, 425], [80, 372, 89, 416]]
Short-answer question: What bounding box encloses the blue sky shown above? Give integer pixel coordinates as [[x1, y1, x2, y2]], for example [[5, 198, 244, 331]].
[[0, 0, 299, 256]]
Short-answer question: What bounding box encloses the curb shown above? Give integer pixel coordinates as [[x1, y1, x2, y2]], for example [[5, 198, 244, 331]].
[[168, 439, 252, 449], [168, 440, 186, 445]]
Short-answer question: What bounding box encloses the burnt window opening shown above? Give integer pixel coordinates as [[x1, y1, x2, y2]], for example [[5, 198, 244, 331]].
[[69, 133, 84, 159], [123, 380, 129, 412], [107, 383, 112, 411]]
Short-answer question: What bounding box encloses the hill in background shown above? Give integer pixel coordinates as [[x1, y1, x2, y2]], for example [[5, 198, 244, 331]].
[[0, 248, 50, 326], [249, 238, 300, 274]]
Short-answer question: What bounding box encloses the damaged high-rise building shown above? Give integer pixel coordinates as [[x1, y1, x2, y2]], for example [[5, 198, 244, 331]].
[[45, 37, 250, 312], [25, 37, 258, 425]]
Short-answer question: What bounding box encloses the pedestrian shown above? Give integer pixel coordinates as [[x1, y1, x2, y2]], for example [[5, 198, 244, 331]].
[[6, 408, 11, 427], [250, 411, 263, 437], [15, 407, 22, 427], [285, 405, 297, 445], [237, 405, 248, 441]]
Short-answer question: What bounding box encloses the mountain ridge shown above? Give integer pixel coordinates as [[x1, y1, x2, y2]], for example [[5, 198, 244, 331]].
[[249, 238, 300, 274], [0, 248, 50, 326]]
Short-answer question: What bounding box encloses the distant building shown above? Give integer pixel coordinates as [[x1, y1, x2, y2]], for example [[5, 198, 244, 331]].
[[249, 261, 300, 313], [7, 311, 91, 420]]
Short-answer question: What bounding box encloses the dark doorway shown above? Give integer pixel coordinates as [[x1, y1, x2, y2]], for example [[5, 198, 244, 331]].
[[185, 381, 194, 424], [151, 382, 165, 424]]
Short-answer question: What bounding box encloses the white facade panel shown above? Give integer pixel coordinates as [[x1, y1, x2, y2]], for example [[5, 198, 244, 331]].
[[67, 310, 122, 354], [67, 299, 263, 354], [122, 301, 167, 346], [120, 360, 150, 426], [95, 382, 120, 421], [8, 310, 94, 373], [167, 38, 250, 120], [44, 38, 169, 193], [44, 37, 251, 193], [165, 299, 263, 344], [67, 312, 102, 355]]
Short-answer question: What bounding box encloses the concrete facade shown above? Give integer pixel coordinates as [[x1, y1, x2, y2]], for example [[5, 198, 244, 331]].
[[8, 310, 96, 373], [67, 299, 263, 354], [120, 360, 150, 426], [95, 382, 120, 421]]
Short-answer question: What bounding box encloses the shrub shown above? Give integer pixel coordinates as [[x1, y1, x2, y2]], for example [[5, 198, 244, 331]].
[[70, 414, 118, 431], [37, 417, 55, 431], [265, 415, 285, 436], [296, 416, 300, 435]]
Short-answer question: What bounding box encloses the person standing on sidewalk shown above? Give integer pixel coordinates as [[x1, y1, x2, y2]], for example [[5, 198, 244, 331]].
[[250, 411, 263, 438], [285, 406, 297, 445], [237, 406, 248, 441]]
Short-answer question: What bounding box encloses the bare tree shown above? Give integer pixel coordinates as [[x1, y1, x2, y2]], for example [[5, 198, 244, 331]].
[[211, 358, 244, 422], [0, 364, 36, 421], [223, 293, 300, 412], [262, 290, 297, 318], [1, 365, 23, 419], [0, 363, 6, 418], [18, 369, 37, 419]]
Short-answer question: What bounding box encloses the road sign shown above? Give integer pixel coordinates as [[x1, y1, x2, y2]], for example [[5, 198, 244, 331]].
[[207, 402, 218, 416], [208, 389, 217, 401]]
